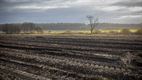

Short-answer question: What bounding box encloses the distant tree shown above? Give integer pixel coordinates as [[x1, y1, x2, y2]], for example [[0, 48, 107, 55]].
[[21, 22, 43, 34], [35, 27, 43, 33], [1, 24, 21, 34], [87, 16, 98, 34], [1, 24, 8, 33], [22, 23, 36, 33]]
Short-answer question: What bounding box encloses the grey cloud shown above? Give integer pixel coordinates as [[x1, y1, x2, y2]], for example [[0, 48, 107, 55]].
[[112, 0, 142, 7], [0, 0, 72, 12], [0, 0, 142, 24]]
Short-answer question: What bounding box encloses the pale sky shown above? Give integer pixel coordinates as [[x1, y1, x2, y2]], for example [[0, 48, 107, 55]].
[[0, 0, 142, 24]]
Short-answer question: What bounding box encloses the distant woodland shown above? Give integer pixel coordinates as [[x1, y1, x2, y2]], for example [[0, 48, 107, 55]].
[[0, 23, 85, 34], [0, 23, 43, 34], [0, 23, 142, 34]]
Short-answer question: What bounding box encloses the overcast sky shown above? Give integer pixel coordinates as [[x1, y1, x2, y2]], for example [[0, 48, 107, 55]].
[[0, 0, 142, 24]]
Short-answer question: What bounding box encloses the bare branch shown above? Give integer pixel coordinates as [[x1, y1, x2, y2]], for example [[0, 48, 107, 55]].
[[87, 16, 99, 34]]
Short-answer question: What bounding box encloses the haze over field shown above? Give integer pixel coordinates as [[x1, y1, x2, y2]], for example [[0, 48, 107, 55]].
[[0, 0, 142, 24]]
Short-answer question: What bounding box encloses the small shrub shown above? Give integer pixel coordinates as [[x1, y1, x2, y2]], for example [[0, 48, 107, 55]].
[[135, 29, 142, 34], [63, 30, 72, 34], [121, 29, 131, 34]]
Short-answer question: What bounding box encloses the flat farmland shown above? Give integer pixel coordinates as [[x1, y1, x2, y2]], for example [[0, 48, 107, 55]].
[[0, 34, 142, 80]]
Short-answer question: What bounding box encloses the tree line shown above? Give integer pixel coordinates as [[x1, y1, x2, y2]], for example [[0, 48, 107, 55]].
[[37, 23, 86, 30], [0, 23, 43, 34]]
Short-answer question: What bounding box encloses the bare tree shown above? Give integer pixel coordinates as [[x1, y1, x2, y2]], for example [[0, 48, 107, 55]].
[[21, 22, 43, 34], [87, 16, 98, 34], [1, 24, 21, 34]]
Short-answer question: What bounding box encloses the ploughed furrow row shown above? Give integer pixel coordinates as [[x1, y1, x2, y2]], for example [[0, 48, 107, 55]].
[[0, 40, 137, 54], [0, 49, 124, 69], [0, 49, 127, 71], [2, 35, 142, 41], [33, 37, 142, 45], [0, 35, 142, 80], [0, 68, 34, 80], [0, 58, 97, 80], [0, 50, 135, 80], [0, 47, 121, 64], [0, 38, 141, 50], [46, 35, 142, 39], [6, 36, 141, 46], [0, 65, 50, 80], [16, 39, 142, 50], [0, 57, 123, 80], [20, 35, 142, 42]]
